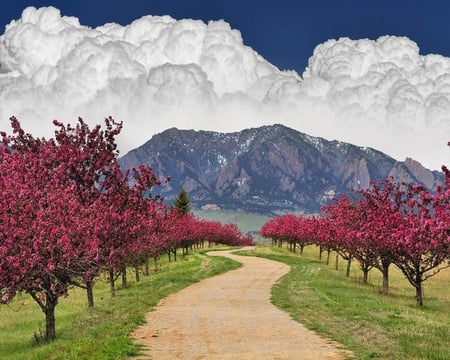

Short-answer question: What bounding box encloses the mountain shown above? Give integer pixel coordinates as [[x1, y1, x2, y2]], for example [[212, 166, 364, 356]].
[[119, 124, 444, 214]]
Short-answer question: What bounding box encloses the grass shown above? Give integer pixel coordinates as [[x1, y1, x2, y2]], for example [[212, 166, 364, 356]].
[[2, 244, 449, 359], [236, 245, 450, 360], [0, 249, 241, 360]]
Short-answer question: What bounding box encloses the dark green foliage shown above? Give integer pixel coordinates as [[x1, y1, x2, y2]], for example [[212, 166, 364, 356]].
[[173, 189, 191, 214]]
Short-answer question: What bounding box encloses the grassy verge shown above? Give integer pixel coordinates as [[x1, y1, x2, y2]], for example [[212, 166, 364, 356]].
[[3, 245, 448, 359], [0, 249, 241, 360], [236, 245, 450, 360]]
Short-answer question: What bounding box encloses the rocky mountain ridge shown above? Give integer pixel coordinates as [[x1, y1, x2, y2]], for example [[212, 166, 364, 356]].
[[119, 124, 444, 214]]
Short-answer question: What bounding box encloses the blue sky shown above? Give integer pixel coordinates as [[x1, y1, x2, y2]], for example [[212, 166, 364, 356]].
[[1, 0, 450, 75]]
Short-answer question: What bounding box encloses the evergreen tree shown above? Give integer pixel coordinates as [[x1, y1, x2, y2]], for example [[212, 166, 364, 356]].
[[173, 188, 191, 214]]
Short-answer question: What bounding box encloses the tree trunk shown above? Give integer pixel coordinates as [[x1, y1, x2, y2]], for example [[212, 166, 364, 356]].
[[319, 245, 323, 260], [362, 268, 369, 284], [326, 249, 331, 266], [416, 284, 423, 306], [121, 267, 127, 289], [86, 280, 94, 308], [144, 259, 149, 276], [335, 253, 339, 270], [346, 256, 352, 277], [300, 244, 304, 255], [44, 292, 58, 341], [415, 272, 424, 306], [109, 269, 116, 298], [381, 260, 390, 295], [135, 266, 140, 282]]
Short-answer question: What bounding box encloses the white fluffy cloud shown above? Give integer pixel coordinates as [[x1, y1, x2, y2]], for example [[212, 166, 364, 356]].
[[0, 6, 448, 170]]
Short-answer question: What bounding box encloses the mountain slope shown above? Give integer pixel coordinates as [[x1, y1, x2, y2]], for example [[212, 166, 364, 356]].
[[119, 124, 444, 214]]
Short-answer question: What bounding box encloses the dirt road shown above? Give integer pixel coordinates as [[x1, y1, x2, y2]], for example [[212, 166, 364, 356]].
[[131, 248, 348, 359]]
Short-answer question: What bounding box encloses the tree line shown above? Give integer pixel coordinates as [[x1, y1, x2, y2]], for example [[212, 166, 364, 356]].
[[0, 117, 252, 342], [261, 146, 450, 307]]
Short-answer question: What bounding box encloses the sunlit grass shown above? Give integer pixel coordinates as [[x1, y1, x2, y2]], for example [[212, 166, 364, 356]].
[[0, 249, 241, 360], [238, 245, 450, 360], [2, 244, 449, 359]]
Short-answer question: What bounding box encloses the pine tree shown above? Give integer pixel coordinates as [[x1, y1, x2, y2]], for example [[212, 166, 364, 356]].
[[173, 188, 191, 214]]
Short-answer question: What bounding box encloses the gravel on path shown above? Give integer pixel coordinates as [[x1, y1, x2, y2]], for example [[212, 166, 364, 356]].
[[131, 248, 349, 359]]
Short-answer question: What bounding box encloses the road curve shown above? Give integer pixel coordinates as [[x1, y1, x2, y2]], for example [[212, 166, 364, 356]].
[[131, 248, 347, 359]]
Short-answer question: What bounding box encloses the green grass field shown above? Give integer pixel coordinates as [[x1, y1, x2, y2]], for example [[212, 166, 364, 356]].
[[237, 245, 450, 360], [1, 244, 449, 359], [0, 250, 241, 360]]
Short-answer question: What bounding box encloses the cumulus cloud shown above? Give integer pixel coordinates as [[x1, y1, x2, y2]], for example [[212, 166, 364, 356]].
[[0, 6, 448, 170], [298, 36, 450, 170]]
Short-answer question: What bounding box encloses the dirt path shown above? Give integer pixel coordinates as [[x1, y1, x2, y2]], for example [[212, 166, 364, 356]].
[[131, 248, 348, 359]]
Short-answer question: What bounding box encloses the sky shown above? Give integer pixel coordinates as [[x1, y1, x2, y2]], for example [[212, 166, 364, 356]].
[[0, 1, 449, 171], [2, 0, 450, 75]]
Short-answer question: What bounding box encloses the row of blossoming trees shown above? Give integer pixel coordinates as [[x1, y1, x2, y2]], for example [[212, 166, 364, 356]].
[[0, 117, 252, 342], [261, 149, 450, 307]]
